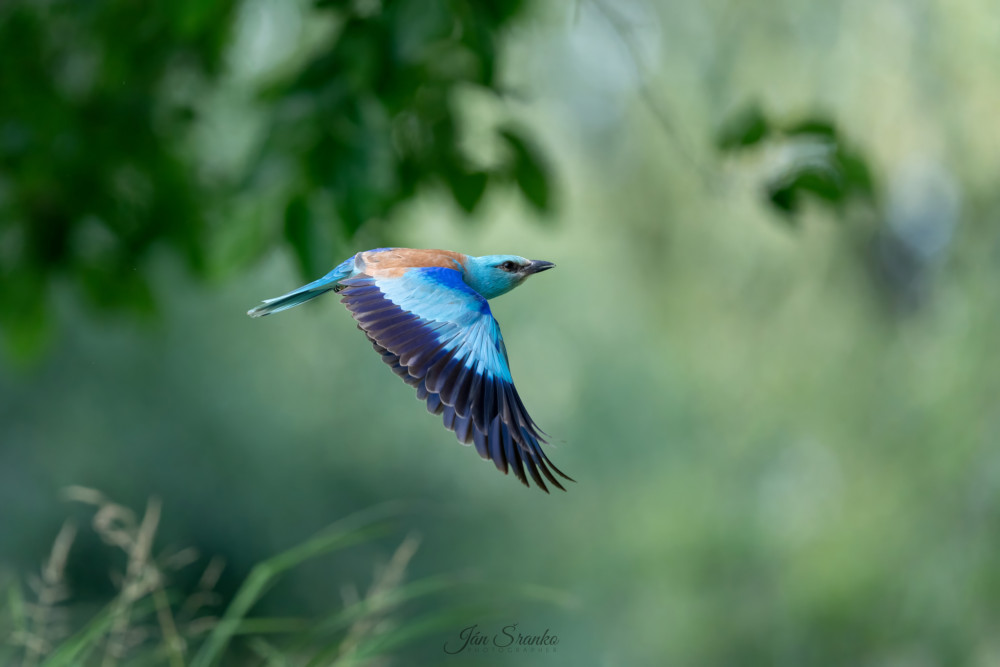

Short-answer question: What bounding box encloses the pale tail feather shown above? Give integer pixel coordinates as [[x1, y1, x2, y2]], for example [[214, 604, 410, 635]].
[[247, 257, 355, 318]]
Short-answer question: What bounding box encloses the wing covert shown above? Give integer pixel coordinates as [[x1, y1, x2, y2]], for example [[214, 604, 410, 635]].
[[338, 267, 571, 491]]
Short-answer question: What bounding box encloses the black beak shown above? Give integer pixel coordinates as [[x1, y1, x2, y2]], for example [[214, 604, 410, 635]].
[[525, 259, 555, 275]]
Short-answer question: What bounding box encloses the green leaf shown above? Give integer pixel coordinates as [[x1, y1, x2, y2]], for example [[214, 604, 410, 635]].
[[785, 118, 838, 139], [446, 169, 489, 214], [793, 167, 844, 203], [766, 164, 845, 218], [716, 104, 770, 151], [500, 127, 552, 213], [767, 182, 800, 217], [0, 273, 51, 362], [836, 149, 875, 200], [283, 194, 315, 278]]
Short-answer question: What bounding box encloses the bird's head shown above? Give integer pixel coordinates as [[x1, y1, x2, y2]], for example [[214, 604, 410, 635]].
[[462, 254, 555, 300]]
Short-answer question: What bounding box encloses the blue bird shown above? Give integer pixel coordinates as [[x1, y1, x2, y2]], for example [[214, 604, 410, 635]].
[[248, 248, 572, 492]]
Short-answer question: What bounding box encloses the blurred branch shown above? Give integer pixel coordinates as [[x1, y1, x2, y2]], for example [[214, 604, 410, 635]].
[[586, 0, 717, 189]]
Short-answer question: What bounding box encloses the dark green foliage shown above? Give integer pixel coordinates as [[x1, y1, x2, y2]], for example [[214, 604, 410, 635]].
[[716, 106, 937, 312], [446, 169, 490, 214], [0, 0, 552, 360], [283, 193, 324, 279], [768, 161, 849, 215], [716, 104, 770, 150], [0, 0, 237, 358], [254, 0, 551, 241], [500, 126, 552, 213], [717, 106, 876, 221], [784, 118, 838, 139]]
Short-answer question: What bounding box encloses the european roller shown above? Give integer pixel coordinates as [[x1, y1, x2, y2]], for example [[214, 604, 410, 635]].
[[248, 248, 572, 492]]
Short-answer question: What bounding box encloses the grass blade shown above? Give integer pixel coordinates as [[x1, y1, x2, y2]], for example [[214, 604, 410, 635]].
[[41, 598, 156, 667], [189, 502, 408, 667]]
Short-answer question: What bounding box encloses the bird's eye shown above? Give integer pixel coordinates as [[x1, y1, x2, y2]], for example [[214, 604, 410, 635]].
[[499, 261, 519, 272]]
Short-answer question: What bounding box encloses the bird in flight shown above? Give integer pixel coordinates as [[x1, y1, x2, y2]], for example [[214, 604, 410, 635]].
[[248, 248, 572, 492]]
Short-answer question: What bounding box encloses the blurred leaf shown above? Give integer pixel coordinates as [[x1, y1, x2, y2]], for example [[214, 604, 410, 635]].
[[785, 118, 838, 139], [792, 166, 843, 202], [767, 180, 801, 217], [0, 0, 237, 360], [445, 169, 489, 214], [717, 104, 770, 150], [718, 106, 880, 224], [500, 127, 552, 213], [284, 194, 316, 278], [767, 165, 844, 217], [0, 272, 51, 361], [836, 149, 875, 200]]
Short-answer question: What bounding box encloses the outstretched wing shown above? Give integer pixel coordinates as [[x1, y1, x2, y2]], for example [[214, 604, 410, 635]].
[[338, 266, 571, 492]]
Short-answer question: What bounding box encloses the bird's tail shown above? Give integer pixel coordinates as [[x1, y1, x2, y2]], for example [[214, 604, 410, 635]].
[[247, 257, 355, 318]]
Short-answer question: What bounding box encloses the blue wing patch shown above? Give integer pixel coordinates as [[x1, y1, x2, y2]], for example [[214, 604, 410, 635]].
[[338, 267, 571, 491]]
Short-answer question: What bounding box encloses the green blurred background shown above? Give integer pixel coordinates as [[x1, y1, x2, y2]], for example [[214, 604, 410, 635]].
[[3, 0, 1000, 664]]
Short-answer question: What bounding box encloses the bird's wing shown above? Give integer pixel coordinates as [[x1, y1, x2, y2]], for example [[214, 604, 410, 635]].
[[338, 266, 571, 492]]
